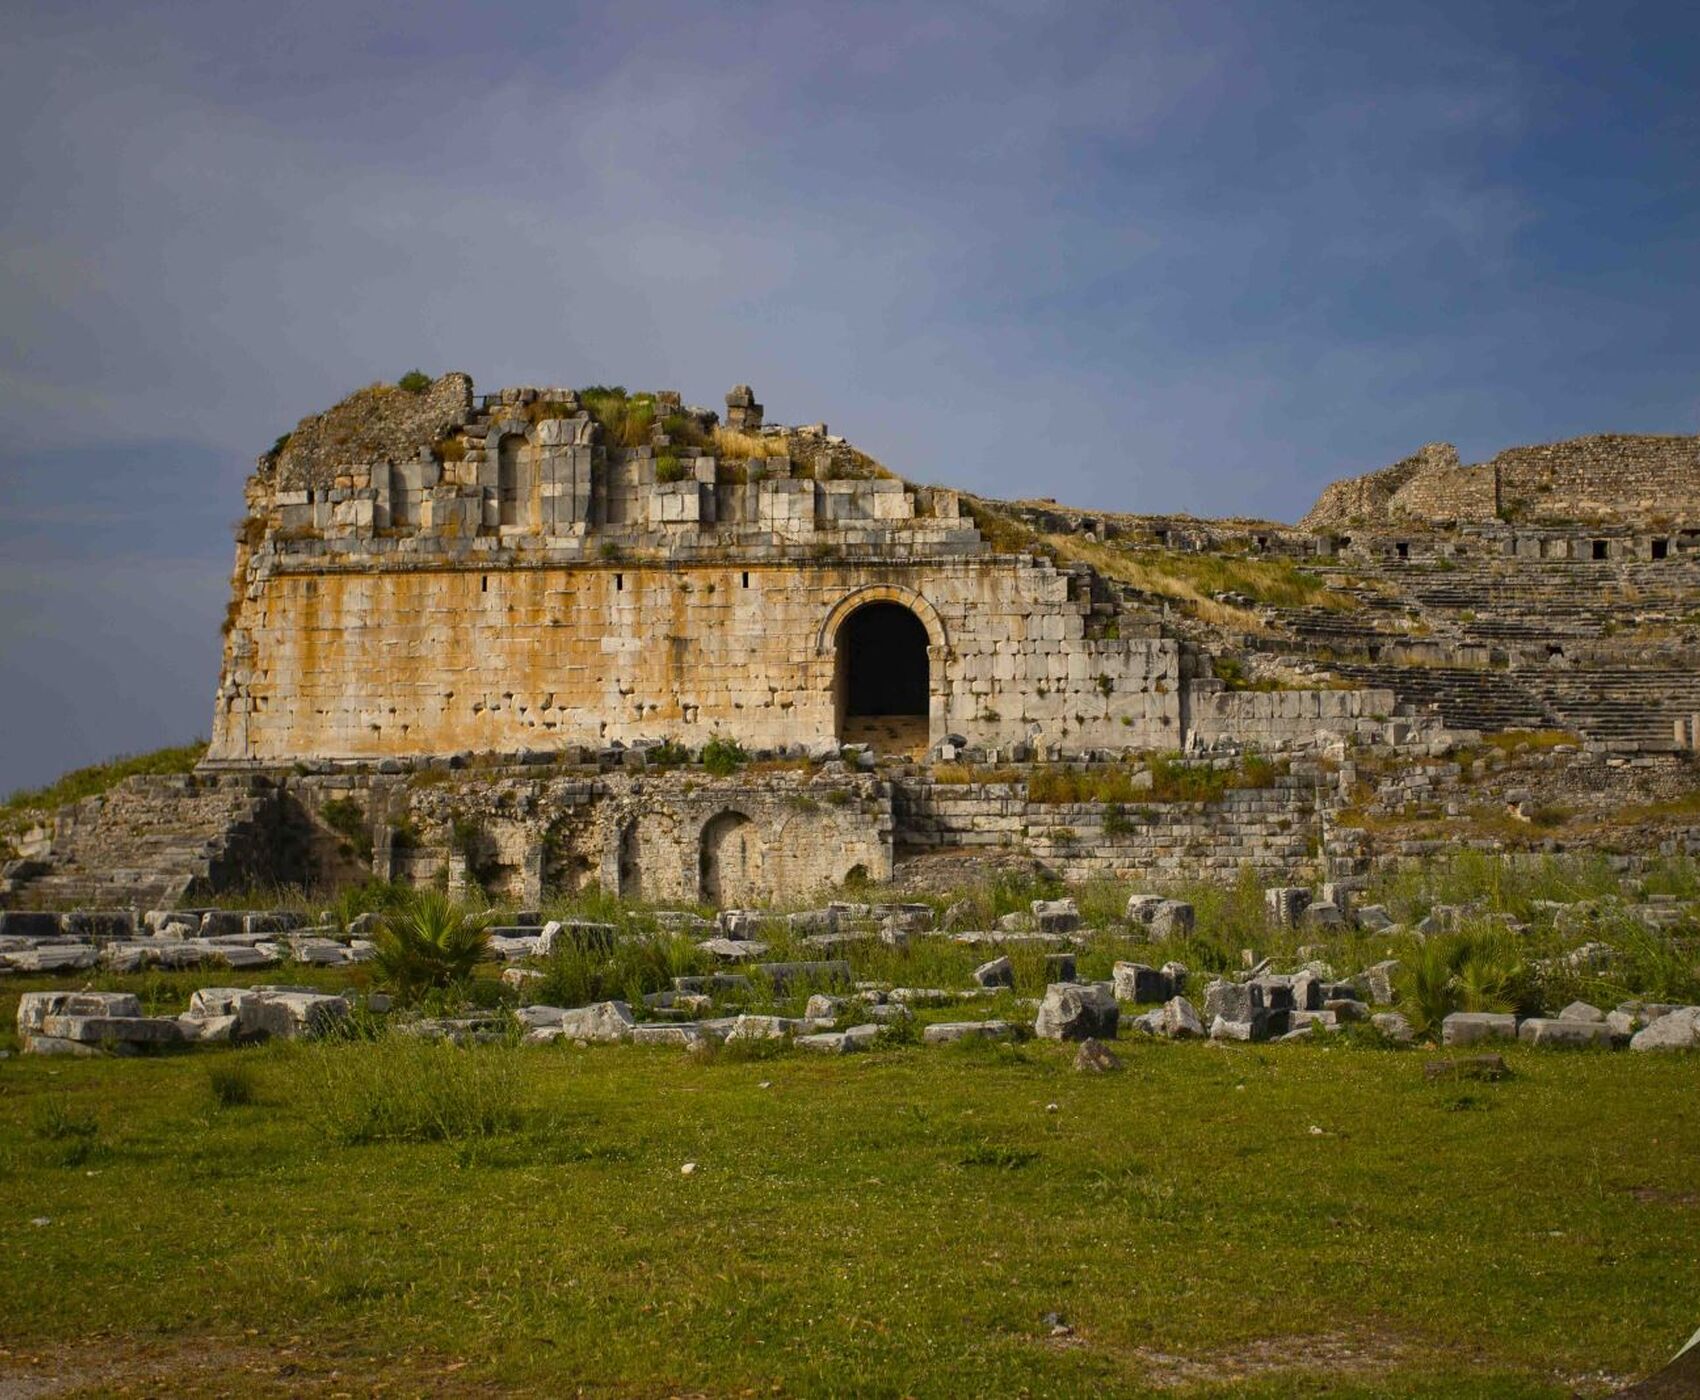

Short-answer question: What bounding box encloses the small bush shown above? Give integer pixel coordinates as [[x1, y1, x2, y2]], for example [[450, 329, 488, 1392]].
[[208, 1063, 257, 1109], [655, 455, 688, 484], [319, 797, 372, 861], [702, 735, 748, 778], [646, 738, 691, 769], [397, 370, 432, 394], [370, 889, 493, 1002]]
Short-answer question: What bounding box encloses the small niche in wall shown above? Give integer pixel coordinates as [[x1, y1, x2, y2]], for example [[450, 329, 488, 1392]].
[[741, 571, 750, 588], [1651, 538, 1669, 560], [1592, 540, 1608, 560], [616, 573, 624, 592], [481, 575, 488, 593]]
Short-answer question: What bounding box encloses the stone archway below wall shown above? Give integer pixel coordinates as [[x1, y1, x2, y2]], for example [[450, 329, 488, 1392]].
[[699, 810, 759, 907]]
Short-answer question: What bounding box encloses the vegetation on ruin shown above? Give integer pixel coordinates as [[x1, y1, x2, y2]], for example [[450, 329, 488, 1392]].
[[711, 425, 790, 460], [578, 386, 658, 449], [700, 734, 749, 777], [1, 741, 208, 837], [654, 453, 687, 483], [396, 369, 432, 394], [368, 889, 493, 1001]]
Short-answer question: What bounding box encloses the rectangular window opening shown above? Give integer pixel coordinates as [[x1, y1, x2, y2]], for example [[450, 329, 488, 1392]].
[[1651, 538, 1669, 560], [741, 571, 750, 588], [481, 575, 488, 593], [1592, 540, 1608, 560], [616, 573, 624, 592]]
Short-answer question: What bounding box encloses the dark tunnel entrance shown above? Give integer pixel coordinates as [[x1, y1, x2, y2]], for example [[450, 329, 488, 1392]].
[[835, 602, 931, 751]]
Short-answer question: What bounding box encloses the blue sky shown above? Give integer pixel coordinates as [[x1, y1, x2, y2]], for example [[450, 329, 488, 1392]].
[[2, 0, 1696, 792]]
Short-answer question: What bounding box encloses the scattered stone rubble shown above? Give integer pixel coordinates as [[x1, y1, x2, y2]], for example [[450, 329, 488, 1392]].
[[11, 880, 1697, 1058]]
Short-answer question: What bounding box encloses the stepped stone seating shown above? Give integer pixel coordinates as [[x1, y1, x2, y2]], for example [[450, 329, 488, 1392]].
[[1323, 663, 1553, 735], [2, 775, 282, 910]]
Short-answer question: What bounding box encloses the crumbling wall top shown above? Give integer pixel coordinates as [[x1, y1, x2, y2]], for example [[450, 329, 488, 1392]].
[[274, 372, 473, 490]]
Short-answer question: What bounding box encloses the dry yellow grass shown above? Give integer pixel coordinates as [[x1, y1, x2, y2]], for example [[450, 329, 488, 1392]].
[[711, 427, 790, 460]]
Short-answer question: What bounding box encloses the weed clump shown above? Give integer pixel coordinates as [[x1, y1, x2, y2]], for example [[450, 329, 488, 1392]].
[[298, 1037, 522, 1145], [370, 890, 493, 1002], [701, 735, 748, 778]]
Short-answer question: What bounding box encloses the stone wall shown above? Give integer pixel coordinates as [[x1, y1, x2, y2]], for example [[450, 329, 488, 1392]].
[[895, 771, 1326, 883], [1301, 433, 1700, 530], [1493, 436, 1700, 524], [1185, 685, 1400, 746], [212, 556, 1186, 762]]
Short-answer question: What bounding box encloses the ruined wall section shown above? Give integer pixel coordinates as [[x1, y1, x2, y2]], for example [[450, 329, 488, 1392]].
[[211, 555, 1185, 762], [1300, 443, 1461, 530], [1302, 433, 1700, 530], [1492, 435, 1700, 524]]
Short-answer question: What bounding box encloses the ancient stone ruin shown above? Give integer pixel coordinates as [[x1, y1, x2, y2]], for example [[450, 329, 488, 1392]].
[[3, 375, 1698, 911]]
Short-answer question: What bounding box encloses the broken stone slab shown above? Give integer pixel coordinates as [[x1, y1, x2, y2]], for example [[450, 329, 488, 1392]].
[[1073, 1037, 1122, 1072], [1030, 899, 1080, 934], [18, 990, 143, 1034], [1034, 983, 1119, 1042], [1125, 894, 1165, 924], [865, 1003, 912, 1024], [1558, 1000, 1605, 1023], [516, 1001, 637, 1043], [0, 911, 66, 939], [696, 938, 771, 962], [1355, 904, 1394, 932], [1441, 1012, 1518, 1047], [535, 921, 616, 957], [502, 967, 546, 989], [1157, 995, 1204, 1039], [1293, 1009, 1340, 1032], [178, 1013, 241, 1043], [1150, 900, 1194, 938], [1044, 952, 1077, 983], [38, 1014, 186, 1046], [487, 934, 542, 962], [1263, 886, 1311, 928], [1111, 962, 1170, 1004], [1209, 1014, 1268, 1042], [4, 944, 99, 973], [725, 1014, 804, 1042], [1630, 1007, 1700, 1052], [631, 1022, 709, 1048], [887, 987, 955, 1006], [1302, 901, 1345, 930], [61, 910, 137, 941], [972, 956, 1014, 989], [1289, 970, 1324, 1011], [1518, 1018, 1615, 1049], [237, 990, 351, 1041], [1371, 1012, 1414, 1045], [1248, 976, 1297, 1012], [803, 993, 847, 1020], [1352, 961, 1401, 1005], [796, 1024, 881, 1054], [923, 1019, 1022, 1045], [1203, 979, 1264, 1023]]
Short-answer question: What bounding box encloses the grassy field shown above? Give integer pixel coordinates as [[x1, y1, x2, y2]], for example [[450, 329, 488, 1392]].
[[1, 1024, 1696, 1397]]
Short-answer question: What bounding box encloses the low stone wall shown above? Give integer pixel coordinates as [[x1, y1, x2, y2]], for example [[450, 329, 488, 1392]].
[[1185, 686, 1398, 746]]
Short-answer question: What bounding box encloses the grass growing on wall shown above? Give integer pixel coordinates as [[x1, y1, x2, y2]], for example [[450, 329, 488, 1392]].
[[1, 741, 208, 833]]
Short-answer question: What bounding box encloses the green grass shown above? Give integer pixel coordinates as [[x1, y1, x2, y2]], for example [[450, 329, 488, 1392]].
[[1, 740, 207, 833], [0, 1036, 1693, 1396]]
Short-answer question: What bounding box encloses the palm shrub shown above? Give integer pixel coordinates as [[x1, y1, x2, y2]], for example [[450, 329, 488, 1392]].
[[371, 890, 493, 1002], [1396, 928, 1529, 1035]]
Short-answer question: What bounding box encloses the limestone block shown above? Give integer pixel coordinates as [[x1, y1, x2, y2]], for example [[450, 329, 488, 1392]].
[[1441, 1012, 1518, 1047]]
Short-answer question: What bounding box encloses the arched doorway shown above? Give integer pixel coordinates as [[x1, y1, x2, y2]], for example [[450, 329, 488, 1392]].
[[699, 811, 757, 906], [835, 601, 931, 753]]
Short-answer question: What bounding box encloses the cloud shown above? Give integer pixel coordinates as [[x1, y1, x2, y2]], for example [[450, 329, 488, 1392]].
[[1, 0, 1697, 787]]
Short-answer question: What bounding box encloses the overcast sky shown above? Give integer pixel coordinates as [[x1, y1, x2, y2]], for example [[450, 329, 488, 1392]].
[[2, 0, 1696, 793]]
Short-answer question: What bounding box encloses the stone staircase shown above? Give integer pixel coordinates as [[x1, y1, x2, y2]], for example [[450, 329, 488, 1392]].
[[1325, 663, 1555, 734], [1, 774, 293, 910]]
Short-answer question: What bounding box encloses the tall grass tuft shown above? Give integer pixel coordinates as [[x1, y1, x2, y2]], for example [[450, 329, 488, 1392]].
[[207, 1063, 257, 1109], [533, 932, 708, 1009], [297, 1036, 523, 1145]]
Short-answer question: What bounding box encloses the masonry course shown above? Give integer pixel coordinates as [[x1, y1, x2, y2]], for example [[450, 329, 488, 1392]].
[[4, 375, 1698, 909]]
